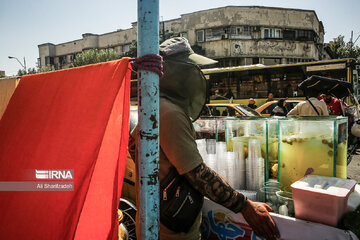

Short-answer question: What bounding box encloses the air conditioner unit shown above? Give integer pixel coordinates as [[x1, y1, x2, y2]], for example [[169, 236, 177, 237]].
[[253, 26, 260, 32], [355, 65, 360, 70], [222, 34, 228, 39]]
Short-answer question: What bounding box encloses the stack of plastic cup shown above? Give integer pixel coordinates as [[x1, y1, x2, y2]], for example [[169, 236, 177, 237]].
[[205, 154, 217, 172], [246, 138, 265, 195], [216, 141, 227, 179], [233, 141, 246, 189], [224, 152, 239, 188], [216, 142, 226, 167], [206, 139, 216, 154], [195, 139, 207, 159]]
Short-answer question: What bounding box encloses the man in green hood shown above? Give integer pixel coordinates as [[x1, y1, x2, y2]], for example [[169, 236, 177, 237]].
[[129, 37, 280, 240]]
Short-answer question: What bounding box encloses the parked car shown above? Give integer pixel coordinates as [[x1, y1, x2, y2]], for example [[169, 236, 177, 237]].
[[255, 100, 303, 116], [201, 103, 261, 117]]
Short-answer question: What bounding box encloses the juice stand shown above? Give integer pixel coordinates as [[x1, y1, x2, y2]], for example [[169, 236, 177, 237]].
[[194, 116, 359, 240]]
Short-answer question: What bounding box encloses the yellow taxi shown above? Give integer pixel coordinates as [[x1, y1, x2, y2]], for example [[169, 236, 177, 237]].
[[255, 100, 303, 116], [202, 103, 261, 117]]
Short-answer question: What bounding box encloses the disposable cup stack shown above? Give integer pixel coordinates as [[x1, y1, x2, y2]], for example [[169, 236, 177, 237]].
[[216, 141, 227, 179], [206, 139, 216, 155], [195, 139, 207, 160], [205, 154, 217, 172], [224, 152, 238, 188], [233, 141, 246, 189], [246, 138, 265, 195]]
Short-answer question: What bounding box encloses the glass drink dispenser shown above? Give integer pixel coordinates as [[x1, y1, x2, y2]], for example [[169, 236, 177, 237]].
[[278, 116, 348, 191]]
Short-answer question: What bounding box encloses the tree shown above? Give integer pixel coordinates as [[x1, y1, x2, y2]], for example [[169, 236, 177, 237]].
[[328, 35, 360, 59], [16, 67, 45, 76], [17, 69, 26, 76], [72, 48, 121, 67], [38, 65, 55, 73], [124, 41, 137, 58]]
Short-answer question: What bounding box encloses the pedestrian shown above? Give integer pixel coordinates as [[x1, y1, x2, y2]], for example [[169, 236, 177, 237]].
[[271, 98, 288, 116], [129, 37, 280, 240], [287, 89, 329, 116], [247, 98, 257, 109], [321, 94, 343, 115], [266, 92, 274, 102]]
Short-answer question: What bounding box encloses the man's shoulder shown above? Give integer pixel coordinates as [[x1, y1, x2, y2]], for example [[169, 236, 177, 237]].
[[160, 98, 190, 124], [160, 98, 184, 114]]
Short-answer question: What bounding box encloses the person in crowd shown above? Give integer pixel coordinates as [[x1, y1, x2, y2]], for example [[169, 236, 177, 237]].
[[321, 94, 343, 115], [129, 37, 280, 240], [287, 89, 329, 116], [247, 98, 257, 109], [266, 92, 274, 102], [270, 98, 288, 116]]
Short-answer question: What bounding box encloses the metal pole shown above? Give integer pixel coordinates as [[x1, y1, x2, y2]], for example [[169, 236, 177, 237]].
[[23, 57, 26, 73], [137, 0, 160, 239]]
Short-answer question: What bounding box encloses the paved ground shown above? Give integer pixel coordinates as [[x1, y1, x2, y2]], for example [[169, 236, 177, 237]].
[[348, 150, 360, 182]]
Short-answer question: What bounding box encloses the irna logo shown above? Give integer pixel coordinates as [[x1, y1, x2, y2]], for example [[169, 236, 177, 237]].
[[35, 169, 74, 180]]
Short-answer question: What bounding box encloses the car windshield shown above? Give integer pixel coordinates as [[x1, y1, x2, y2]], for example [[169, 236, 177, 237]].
[[235, 105, 261, 116]]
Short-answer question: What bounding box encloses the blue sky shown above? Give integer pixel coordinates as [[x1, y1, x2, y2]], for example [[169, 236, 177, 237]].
[[1, 0, 359, 76]]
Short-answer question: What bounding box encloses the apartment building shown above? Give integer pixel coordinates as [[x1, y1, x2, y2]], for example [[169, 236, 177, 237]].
[[38, 6, 326, 69]]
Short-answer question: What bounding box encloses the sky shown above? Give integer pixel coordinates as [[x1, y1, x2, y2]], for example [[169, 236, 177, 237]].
[[1, 0, 359, 76]]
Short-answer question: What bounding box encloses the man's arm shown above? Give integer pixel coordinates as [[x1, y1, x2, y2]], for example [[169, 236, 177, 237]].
[[184, 162, 280, 240], [184, 162, 247, 212]]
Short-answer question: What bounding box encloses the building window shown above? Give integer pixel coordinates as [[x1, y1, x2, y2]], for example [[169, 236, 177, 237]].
[[59, 56, 67, 65], [283, 30, 296, 40], [123, 44, 131, 53], [296, 30, 314, 41], [70, 54, 76, 62], [197, 30, 204, 42], [45, 56, 54, 65], [264, 29, 269, 38], [264, 28, 282, 39], [180, 32, 188, 39]]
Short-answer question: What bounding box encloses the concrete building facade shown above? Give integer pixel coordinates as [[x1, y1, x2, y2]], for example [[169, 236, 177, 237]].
[[38, 6, 326, 69]]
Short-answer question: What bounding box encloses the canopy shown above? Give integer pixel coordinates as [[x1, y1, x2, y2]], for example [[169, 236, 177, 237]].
[[298, 75, 354, 99]]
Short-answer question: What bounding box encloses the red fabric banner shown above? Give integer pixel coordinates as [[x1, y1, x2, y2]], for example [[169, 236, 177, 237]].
[[0, 59, 131, 240]]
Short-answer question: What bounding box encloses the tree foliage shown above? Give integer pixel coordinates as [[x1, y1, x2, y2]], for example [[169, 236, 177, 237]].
[[72, 48, 121, 67], [328, 35, 360, 59], [124, 41, 137, 58], [16, 67, 51, 76], [38, 65, 55, 73]]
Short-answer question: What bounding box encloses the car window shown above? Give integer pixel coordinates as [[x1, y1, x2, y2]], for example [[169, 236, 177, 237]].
[[200, 105, 212, 117], [209, 106, 221, 116], [261, 103, 277, 114], [285, 102, 299, 112], [236, 105, 261, 116]]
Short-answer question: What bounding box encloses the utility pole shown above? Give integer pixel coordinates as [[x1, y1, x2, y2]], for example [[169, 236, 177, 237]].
[[8, 56, 26, 74]]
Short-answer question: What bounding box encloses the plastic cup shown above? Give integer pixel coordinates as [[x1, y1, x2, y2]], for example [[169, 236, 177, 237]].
[[276, 190, 294, 217], [206, 139, 216, 154]]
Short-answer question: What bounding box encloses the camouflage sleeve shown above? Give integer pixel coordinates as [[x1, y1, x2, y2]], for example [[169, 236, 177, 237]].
[[184, 162, 248, 213]]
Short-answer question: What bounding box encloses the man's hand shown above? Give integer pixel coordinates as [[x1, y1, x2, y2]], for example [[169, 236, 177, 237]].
[[241, 200, 280, 240]]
